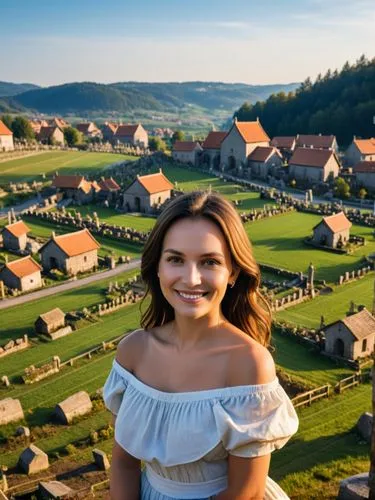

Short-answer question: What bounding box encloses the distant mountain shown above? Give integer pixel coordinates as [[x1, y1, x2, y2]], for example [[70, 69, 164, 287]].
[[0, 81, 40, 97], [6, 81, 299, 115]]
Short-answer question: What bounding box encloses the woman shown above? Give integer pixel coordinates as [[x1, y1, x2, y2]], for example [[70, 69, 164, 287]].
[[103, 191, 299, 500]]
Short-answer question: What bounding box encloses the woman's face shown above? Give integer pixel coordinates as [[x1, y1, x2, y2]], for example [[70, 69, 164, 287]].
[[158, 217, 236, 320]]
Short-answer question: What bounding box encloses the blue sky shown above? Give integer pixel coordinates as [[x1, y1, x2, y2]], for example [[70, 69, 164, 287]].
[[0, 0, 374, 86]]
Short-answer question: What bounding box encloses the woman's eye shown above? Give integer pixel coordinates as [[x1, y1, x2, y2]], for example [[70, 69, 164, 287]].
[[167, 256, 182, 263], [204, 259, 220, 266]]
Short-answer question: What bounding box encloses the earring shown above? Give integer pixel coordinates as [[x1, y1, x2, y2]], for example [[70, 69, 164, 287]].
[[230, 281, 235, 288]]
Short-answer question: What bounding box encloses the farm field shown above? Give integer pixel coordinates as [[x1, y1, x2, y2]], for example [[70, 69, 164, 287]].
[[276, 272, 373, 328], [0, 151, 134, 184]]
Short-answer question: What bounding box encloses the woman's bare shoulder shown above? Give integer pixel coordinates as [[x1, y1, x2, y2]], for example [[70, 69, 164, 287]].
[[116, 328, 148, 373]]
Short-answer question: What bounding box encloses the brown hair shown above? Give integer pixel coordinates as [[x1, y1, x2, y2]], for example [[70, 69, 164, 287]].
[[140, 191, 272, 347]]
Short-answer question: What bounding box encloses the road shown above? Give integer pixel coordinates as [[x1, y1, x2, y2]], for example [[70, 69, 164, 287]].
[[0, 258, 142, 310]]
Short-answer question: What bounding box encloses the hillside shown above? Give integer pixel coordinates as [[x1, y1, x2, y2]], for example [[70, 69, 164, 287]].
[[234, 55, 375, 146], [6, 81, 299, 116], [0, 81, 40, 97]]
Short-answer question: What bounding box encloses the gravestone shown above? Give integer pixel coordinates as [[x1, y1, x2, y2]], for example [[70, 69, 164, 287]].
[[39, 480, 74, 499], [0, 398, 24, 425], [92, 449, 110, 470], [18, 444, 49, 474], [55, 391, 92, 424]]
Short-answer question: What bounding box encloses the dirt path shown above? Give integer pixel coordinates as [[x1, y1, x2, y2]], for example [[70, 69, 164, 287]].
[[0, 258, 142, 310]]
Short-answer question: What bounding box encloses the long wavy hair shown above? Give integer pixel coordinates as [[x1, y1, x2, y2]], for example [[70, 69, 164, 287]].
[[140, 191, 272, 347]]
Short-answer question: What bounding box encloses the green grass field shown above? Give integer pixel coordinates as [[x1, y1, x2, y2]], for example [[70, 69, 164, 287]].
[[277, 273, 373, 328], [0, 151, 134, 184]]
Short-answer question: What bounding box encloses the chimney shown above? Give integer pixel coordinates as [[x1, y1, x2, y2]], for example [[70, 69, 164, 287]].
[[52, 231, 56, 239], [159, 168, 162, 173], [7, 211, 11, 225], [11, 208, 16, 223], [234, 116, 238, 123], [4, 255, 8, 264]]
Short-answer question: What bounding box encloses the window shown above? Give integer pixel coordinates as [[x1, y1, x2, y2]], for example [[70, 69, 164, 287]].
[[84, 256, 87, 263], [362, 339, 367, 352]]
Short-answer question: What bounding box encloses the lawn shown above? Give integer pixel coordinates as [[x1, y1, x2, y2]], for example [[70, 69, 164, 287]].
[[0, 151, 134, 184], [276, 272, 373, 328]]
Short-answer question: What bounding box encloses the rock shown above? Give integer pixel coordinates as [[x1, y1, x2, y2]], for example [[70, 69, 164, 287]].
[[4, 340, 14, 351], [356, 412, 372, 443], [338, 472, 369, 499], [18, 444, 49, 474], [0, 398, 24, 425], [93, 449, 110, 470], [15, 338, 23, 345]]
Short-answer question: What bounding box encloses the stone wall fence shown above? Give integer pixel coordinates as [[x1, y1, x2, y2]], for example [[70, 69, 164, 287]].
[[0, 335, 29, 358], [337, 265, 373, 285]]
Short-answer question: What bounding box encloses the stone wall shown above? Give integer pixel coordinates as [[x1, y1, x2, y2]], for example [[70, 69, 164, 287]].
[[0, 335, 29, 358], [337, 265, 373, 285]]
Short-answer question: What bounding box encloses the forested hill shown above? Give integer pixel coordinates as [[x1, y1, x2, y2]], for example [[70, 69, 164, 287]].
[[0, 81, 40, 97], [6, 81, 299, 115], [234, 55, 375, 147]]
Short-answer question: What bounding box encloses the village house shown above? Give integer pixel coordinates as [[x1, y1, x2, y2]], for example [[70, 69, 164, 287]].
[[1, 219, 30, 251], [123, 169, 174, 213], [354, 161, 375, 191], [38, 126, 65, 146], [270, 136, 296, 159], [101, 122, 118, 142], [296, 134, 338, 152], [48, 117, 69, 129], [0, 119, 14, 151], [201, 131, 227, 169], [312, 211, 352, 248], [114, 124, 148, 148], [52, 174, 98, 204], [220, 118, 270, 170], [323, 308, 375, 360], [247, 146, 283, 179], [172, 141, 203, 165], [288, 148, 340, 183], [97, 177, 121, 202], [76, 122, 102, 139], [29, 119, 48, 135], [0, 256, 42, 292], [39, 229, 100, 276], [345, 138, 375, 166], [35, 308, 66, 335]]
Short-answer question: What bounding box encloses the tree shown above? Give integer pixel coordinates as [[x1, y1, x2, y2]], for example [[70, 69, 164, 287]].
[[63, 126, 82, 147], [358, 188, 367, 199], [334, 177, 350, 199], [172, 130, 185, 143], [0, 114, 13, 130], [148, 136, 167, 152], [11, 116, 35, 141]]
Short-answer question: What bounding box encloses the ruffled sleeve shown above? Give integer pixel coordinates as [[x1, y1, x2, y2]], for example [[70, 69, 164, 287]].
[[103, 362, 129, 416], [213, 380, 299, 458]]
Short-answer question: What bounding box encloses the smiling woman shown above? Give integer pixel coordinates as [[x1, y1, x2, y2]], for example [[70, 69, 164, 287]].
[[103, 191, 299, 500]]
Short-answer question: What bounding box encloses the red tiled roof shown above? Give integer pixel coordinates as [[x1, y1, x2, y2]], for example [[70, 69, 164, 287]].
[[38, 126, 61, 140], [76, 123, 91, 133], [354, 161, 375, 173], [202, 131, 227, 150], [315, 211, 352, 233], [3, 220, 30, 237], [271, 136, 295, 149], [51, 175, 93, 194], [48, 229, 100, 257], [48, 118, 68, 129], [248, 146, 281, 163], [4, 256, 41, 278], [342, 309, 375, 340], [136, 171, 174, 194], [234, 120, 270, 144], [354, 139, 375, 155], [296, 134, 336, 149], [0, 120, 13, 136], [114, 124, 139, 137], [173, 141, 201, 152], [289, 147, 335, 168], [98, 177, 120, 191]]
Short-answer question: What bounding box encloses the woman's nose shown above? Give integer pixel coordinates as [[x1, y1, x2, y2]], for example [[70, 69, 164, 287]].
[[183, 263, 202, 286]]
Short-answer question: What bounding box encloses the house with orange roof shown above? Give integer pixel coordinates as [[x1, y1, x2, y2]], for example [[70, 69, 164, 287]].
[[123, 169, 174, 213], [48, 117, 69, 129], [312, 211, 352, 248], [353, 161, 375, 191], [201, 131, 227, 169], [172, 141, 203, 165], [29, 119, 49, 135], [114, 124, 148, 148], [220, 118, 270, 170], [289, 148, 340, 183], [38, 126, 64, 146], [0, 256, 42, 292], [0, 119, 14, 151], [1, 220, 31, 251], [98, 177, 121, 202], [345, 138, 375, 166], [247, 146, 283, 179], [52, 174, 99, 204], [296, 134, 338, 152], [76, 122, 102, 139], [102, 122, 119, 142], [270, 136, 296, 159], [39, 229, 100, 275]]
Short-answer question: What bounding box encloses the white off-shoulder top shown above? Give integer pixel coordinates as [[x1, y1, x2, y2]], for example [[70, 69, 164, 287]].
[[103, 359, 299, 500]]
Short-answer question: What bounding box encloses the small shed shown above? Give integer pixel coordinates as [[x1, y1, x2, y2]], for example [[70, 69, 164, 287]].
[[0, 397, 24, 425], [247, 146, 283, 178], [1, 219, 30, 251], [201, 131, 227, 169], [18, 444, 49, 474], [0, 256, 42, 292], [55, 391, 92, 424], [312, 211, 352, 248], [39, 480, 74, 499], [323, 308, 375, 360], [123, 169, 174, 213], [35, 308, 65, 335]]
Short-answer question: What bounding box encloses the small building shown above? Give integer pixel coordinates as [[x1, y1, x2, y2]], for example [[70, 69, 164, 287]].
[[18, 444, 49, 474], [201, 131, 228, 169], [51, 174, 97, 204], [353, 161, 375, 191], [1, 219, 30, 251], [0, 119, 14, 151], [123, 170, 174, 213], [97, 177, 121, 202], [0, 256, 42, 292], [29, 119, 49, 135], [102, 122, 118, 142], [220, 118, 270, 170], [172, 141, 203, 165], [312, 211, 352, 248], [323, 308, 375, 360], [0, 398, 24, 425], [114, 123, 148, 148], [55, 391, 92, 424], [288, 148, 340, 183], [76, 122, 102, 139], [39, 229, 100, 276], [345, 138, 375, 166], [48, 117, 69, 129], [35, 308, 65, 335], [270, 136, 296, 161], [247, 146, 283, 179], [296, 134, 338, 152], [38, 126, 65, 146]]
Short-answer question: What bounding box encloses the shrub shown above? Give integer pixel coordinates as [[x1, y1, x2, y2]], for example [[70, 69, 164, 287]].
[[65, 443, 77, 455]]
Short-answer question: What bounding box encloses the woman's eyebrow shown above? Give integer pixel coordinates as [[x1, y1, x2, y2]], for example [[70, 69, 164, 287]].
[[163, 249, 224, 258]]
